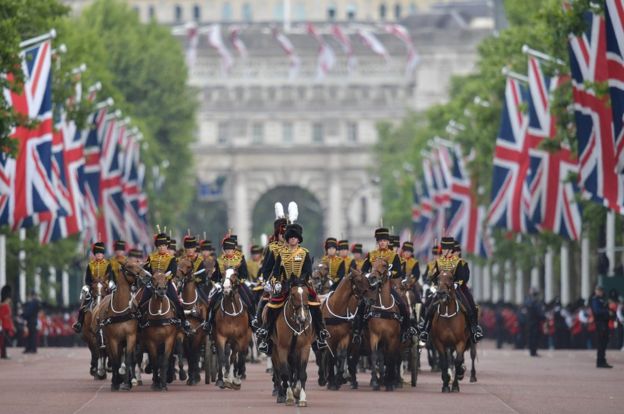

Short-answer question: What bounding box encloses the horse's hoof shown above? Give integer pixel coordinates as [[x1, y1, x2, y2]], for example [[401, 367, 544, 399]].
[[350, 382, 358, 390], [318, 378, 326, 386], [97, 373, 107, 380], [371, 381, 380, 391], [452, 385, 460, 392], [137, 380, 143, 386], [216, 379, 225, 389], [385, 385, 394, 392], [276, 395, 285, 404], [396, 381, 403, 389], [272, 388, 278, 397], [120, 383, 131, 391], [179, 370, 187, 381], [145, 365, 153, 374], [297, 400, 307, 407], [131, 378, 138, 387], [241, 373, 246, 380], [470, 376, 477, 383], [90, 367, 97, 377], [442, 386, 450, 393], [110, 384, 119, 392], [161, 385, 168, 392]]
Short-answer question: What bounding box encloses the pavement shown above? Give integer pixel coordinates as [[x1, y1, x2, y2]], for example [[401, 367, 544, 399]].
[[0, 341, 623, 414]]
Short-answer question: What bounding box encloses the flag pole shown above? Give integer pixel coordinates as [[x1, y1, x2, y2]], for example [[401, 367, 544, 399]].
[[521, 45, 565, 66], [19, 29, 56, 50], [501, 67, 529, 83]]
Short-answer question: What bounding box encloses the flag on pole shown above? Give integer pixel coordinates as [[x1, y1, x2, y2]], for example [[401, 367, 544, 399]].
[[385, 24, 420, 77], [605, 0, 624, 174], [331, 25, 357, 73], [307, 23, 336, 81], [230, 27, 248, 59], [568, 9, 624, 213], [184, 21, 199, 69], [208, 24, 233, 74], [357, 29, 389, 61], [273, 28, 301, 80], [525, 56, 582, 240]]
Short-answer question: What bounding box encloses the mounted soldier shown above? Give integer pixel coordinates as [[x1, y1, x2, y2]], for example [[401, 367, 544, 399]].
[[182, 235, 211, 305], [321, 237, 345, 289], [109, 240, 127, 289], [400, 241, 420, 280], [138, 232, 191, 335], [247, 245, 263, 282], [199, 239, 214, 260], [351, 243, 365, 270], [338, 239, 353, 273], [352, 227, 416, 344], [72, 241, 113, 333], [418, 237, 483, 344], [256, 203, 330, 354]]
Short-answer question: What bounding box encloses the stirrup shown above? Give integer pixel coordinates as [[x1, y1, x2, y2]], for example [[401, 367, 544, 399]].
[[72, 322, 82, 334], [419, 331, 429, 342], [319, 328, 330, 340], [258, 341, 269, 354]]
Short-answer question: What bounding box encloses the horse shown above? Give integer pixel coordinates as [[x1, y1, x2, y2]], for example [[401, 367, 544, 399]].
[[213, 268, 251, 390], [392, 275, 421, 387], [98, 262, 141, 391], [311, 263, 332, 297], [140, 270, 179, 391], [271, 279, 314, 407], [177, 256, 213, 385], [430, 266, 470, 392], [320, 267, 369, 390], [81, 279, 107, 380], [361, 259, 402, 391]]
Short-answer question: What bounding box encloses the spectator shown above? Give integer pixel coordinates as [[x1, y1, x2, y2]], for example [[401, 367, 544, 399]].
[[591, 285, 613, 368], [1, 285, 16, 359], [22, 290, 41, 354], [525, 287, 545, 357]]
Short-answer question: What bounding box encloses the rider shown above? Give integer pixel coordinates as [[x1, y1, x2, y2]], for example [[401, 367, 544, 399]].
[[199, 239, 214, 261], [351, 243, 365, 270], [72, 241, 113, 333], [247, 245, 263, 282], [109, 240, 127, 290], [418, 237, 483, 344], [205, 236, 255, 333], [140, 232, 192, 335], [127, 248, 144, 265], [182, 235, 211, 305], [338, 240, 353, 273], [321, 237, 345, 290], [352, 228, 416, 344], [168, 239, 178, 258], [400, 241, 420, 280], [256, 223, 330, 354]]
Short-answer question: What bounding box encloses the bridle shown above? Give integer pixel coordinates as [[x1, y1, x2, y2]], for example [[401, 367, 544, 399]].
[[284, 284, 311, 336]]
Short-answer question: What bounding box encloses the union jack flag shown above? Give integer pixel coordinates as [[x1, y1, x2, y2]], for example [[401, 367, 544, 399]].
[[568, 10, 624, 213], [606, 0, 624, 173], [487, 77, 539, 234], [525, 56, 582, 240], [411, 182, 421, 227], [1, 40, 58, 228], [414, 175, 434, 260]]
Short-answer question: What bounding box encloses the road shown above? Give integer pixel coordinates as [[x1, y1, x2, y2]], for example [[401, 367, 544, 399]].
[[0, 341, 622, 414]]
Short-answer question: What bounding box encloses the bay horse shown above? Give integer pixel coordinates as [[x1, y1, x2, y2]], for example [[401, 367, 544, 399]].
[[99, 262, 141, 391], [431, 266, 469, 392], [320, 267, 369, 390], [311, 263, 332, 297], [213, 268, 251, 390], [362, 259, 401, 391], [82, 280, 107, 380], [177, 257, 213, 385], [140, 270, 179, 391], [271, 279, 314, 407], [392, 275, 421, 387]]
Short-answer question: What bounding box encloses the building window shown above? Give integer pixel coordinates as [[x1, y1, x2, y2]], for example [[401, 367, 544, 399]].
[[218, 122, 229, 145], [312, 122, 324, 143], [193, 4, 201, 21], [379, 3, 386, 20], [360, 196, 368, 224], [251, 122, 264, 144], [242, 3, 253, 21], [174, 5, 182, 22], [347, 122, 358, 143], [395, 4, 401, 19], [283, 122, 294, 144], [327, 5, 336, 20], [347, 4, 356, 20], [294, 2, 306, 20], [148, 5, 155, 19], [222, 2, 232, 20], [409, 2, 417, 14]]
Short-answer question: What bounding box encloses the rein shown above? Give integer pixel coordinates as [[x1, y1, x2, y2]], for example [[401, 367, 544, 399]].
[[436, 287, 460, 319], [148, 295, 172, 317], [283, 295, 311, 337], [323, 290, 358, 321], [220, 293, 244, 317]]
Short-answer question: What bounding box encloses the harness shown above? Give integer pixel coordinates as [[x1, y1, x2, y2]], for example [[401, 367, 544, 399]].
[[282, 293, 311, 337]]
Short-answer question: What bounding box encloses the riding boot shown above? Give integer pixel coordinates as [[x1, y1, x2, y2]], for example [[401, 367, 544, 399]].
[[258, 307, 277, 355], [252, 299, 267, 331], [310, 306, 330, 346], [419, 304, 434, 343], [468, 308, 484, 343], [351, 301, 367, 345], [73, 308, 86, 333]]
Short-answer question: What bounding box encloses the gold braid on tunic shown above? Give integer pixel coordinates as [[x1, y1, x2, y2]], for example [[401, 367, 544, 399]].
[[148, 252, 175, 279], [278, 247, 308, 279], [88, 259, 110, 283], [218, 251, 243, 275], [321, 255, 344, 282]]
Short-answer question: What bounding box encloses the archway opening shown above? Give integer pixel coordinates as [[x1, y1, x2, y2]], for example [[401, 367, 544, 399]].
[[252, 186, 324, 258]]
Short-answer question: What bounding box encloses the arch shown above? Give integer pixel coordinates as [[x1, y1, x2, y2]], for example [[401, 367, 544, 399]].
[[252, 186, 324, 258]]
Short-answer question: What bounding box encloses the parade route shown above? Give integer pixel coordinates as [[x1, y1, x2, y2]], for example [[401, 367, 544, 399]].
[[0, 341, 622, 414]]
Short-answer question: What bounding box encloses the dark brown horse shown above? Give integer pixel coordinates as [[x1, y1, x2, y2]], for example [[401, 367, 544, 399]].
[[177, 257, 213, 385], [140, 271, 179, 391], [311, 263, 332, 296], [392, 275, 421, 386], [431, 266, 469, 392], [83, 279, 108, 380], [214, 268, 251, 390], [271, 280, 314, 407], [98, 262, 141, 391], [362, 259, 401, 391], [320, 267, 369, 390]]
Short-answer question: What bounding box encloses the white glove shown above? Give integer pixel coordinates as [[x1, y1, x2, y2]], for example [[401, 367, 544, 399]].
[[274, 282, 282, 294]]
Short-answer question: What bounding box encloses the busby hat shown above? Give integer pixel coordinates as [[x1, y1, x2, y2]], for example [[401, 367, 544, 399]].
[[325, 237, 338, 249], [222, 237, 237, 250], [285, 223, 303, 243], [1, 285, 12, 302], [441, 236, 455, 250], [113, 240, 126, 251], [92, 242, 106, 255], [402, 241, 414, 252], [154, 233, 168, 247], [338, 240, 349, 250], [168, 239, 177, 250], [251, 245, 263, 255], [390, 235, 400, 248], [183, 236, 198, 249], [352, 243, 363, 254], [199, 240, 212, 251], [129, 249, 143, 259], [374, 227, 390, 241], [453, 241, 462, 253]]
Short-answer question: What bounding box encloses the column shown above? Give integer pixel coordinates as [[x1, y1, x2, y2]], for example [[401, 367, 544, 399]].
[[472, 263, 482, 302], [581, 232, 591, 300], [327, 170, 342, 237], [515, 264, 524, 306], [19, 228, 26, 303], [545, 247, 554, 303], [0, 234, 6, 288], [34, 267, 41, 296], [483, 263, 491, 302], [48, 266, 57, 305], [530, 264, 540, 292], [606, 211, 615, 276], [491, 262, 501, 303], [233, 171, 251, 252], [62, 267, 70, 307], [560, 242, 570, 305], [504, 260, 513, 302]]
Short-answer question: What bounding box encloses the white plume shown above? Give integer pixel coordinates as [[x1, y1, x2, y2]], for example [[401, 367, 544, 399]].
[[288, 201, 299, 222], [274, 202, 285, 219]]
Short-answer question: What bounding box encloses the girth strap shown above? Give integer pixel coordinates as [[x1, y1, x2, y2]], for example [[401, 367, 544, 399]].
[[101, 313, 137, 327], [139, 318, 180, 329], [366, 310, 402, 323]]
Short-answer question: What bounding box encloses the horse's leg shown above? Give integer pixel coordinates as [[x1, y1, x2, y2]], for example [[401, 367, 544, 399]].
[[453, 342, 466, 392], [470, 342, 477, 383], [336, 349, 347, 389], [215, 335, 226, 389], [437, 343, 450, 393], [176, 337, 187, 381], [369, 334, 380, 391], [347, 345, 359, 389], [121, 331, 136, 390], [108, 338, 121, 391], [146, 341, 159, 391], [297, 346, 309, 407], [160, 335, 175, 391]]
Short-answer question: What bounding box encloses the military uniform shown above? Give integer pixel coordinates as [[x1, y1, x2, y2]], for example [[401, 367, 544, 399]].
[[321, 238, 345, 285], [247, 245, 264, 281], [338, 239, 353, 275], [351, 243, 365, 271]]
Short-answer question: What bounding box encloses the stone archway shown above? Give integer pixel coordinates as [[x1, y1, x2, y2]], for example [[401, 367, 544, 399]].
[[251, 186, 324, 258]]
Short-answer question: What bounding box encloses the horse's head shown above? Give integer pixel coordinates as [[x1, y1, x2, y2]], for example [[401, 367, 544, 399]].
[[152, 271, 169, 298], [289, 281, 309, 325], [176, 257, 194, 283], [348, 268, 370, 299], [203, 256, 216, 279], [223, 268, 239, 297], [120, 261, 142, 286], [311, 263, 329, 292], [437, 266, 456, 304]]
